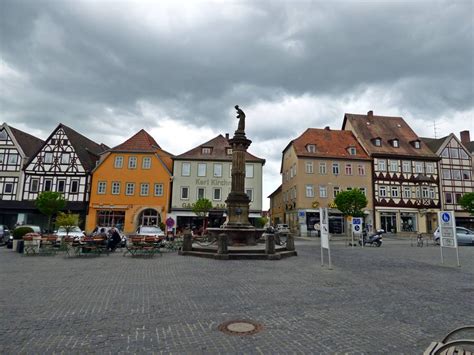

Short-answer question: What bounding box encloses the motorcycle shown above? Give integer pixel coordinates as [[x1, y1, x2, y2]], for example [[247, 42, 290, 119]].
[[359, 229, 384, 247]]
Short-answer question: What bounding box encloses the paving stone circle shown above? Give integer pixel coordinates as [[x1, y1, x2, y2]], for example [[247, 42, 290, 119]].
[[218, 320, 264, 336]]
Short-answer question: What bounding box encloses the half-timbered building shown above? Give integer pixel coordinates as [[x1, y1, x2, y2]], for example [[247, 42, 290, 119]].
[[422, 132, 474, 229], [343, 111, 441, 235], [0, 123, 44, 227], [22, 123, 107, 227]]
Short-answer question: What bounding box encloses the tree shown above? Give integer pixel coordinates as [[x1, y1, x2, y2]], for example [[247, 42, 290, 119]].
[[334, 189, 368, 218], [55, 212, 80, 237], [459, 192, 474, 215], [35, 191, 66, 232], [192, 198, 213, 230], [254, 216, 268, 228]]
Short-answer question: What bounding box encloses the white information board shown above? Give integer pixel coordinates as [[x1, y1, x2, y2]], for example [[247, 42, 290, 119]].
[[352, 217, 362, 234], [438, 211, 460, 266], [319, 207, 332, 269]]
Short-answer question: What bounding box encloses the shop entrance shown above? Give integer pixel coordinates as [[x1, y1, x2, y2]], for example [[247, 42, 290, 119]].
[[139, 209, 161, 226], [381, 213, 397, 233]]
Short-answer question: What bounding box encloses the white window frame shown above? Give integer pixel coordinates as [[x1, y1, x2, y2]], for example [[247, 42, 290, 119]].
[[44, 179, 52, 191], [213, 163, 222, 177], [182, 162, 191, 176], [345, 163, 352, 175], [319, 162, 326, 175], [128, 156, 137, 169], [57, 179, 66, 193], [111, 182, 120, 195], [181, 186, 189, 200], [379, 186, 387, 197], [402, 161, 411, 173], [142, 157, 151, 169], [426, 162, 434, 174], [3, 183, 13, 194], [98, 181, 106, 194], [198, 163, 207, 177], [358, 164, 366, 176], [305, 161, 314, 174], [70, 180, 79, 193], [197, 187, 205, 200], [140, 183, 149, 196], [44, 152, 53, 164], [213, 188, 222, 201], [415, 162, 423, 174], [389, 160, 398, 172], [31, 178, 39, 192], [390, 186, 399, 198], [125, 183, 135, 196], [305, 185, 314, 198], [378, 159, 386, 171], [403, 187, 411, 199], [332, 163, 339, 175], [319, 186, 327, 198], [114, 156, 123, 168], [307, 144, 316, 153], [246, 188, 253, 201], [154, 183, 164, 196], [333, 186, 340, 198], [245, 164, 254, 178]]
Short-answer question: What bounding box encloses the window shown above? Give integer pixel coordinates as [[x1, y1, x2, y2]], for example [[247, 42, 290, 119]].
[[61, 154, 70, 164], [181, 187, 189, 199], [98, 181, 106, 194], [44, 152, 53, 164], [402, 161, 411, 173], [70, 180, 79, 193], [44, 179, 52, 192], [416, 187, 421, 198], [31, 179, 39, 192], [455, 193, 462, 203], [245, 164, 254, 178], [403, 187, 411, 199], [197, 187, 205, 199], [347, 187, 352, 191], [128, 156, 137, 169], [452, 170, 461, 180], [198, 163, 207, 177], [441, 148, 449, 158], [319, 186, 327, 198], [445, 192, 453, 204], [426, 163, 434, 174], [182, 162, 191, 176], [442, 169, 451, 180], [450, 148, 459, 159], [462, 170, 471, 180], [202, 147, 212, 155], [111, 182, 120, 195], [392, 139, 399, 148], [358, 164, 366, 175], [213, 163, 222, 177], [246, 188, 253, 201], [307, 144, 316, 153], [374, 138, 382, 146], [0, 154, 3, 164], [460, 149, 469, 159], [8, 154, 18, 164], [389, 160, 398, 172], [319, 162, 326, 175], [305, 185, 314, 198], [345, 164, 352, 175], [413, 141, 421, 149], [378, 159, 386, 171], [142, 157, 151, 169], [114, 156, 123, 168], [140, 183, 149, 196], [0, 130, 7, 139], [3, 183, 13, 194], [62, 139, 68, 145], [125, 183, 135, 195], [359, 187, 367, 196], [226, 148, 232, 155], [415, 162, 423, 173], [429, 187, 435, 199], [391, 186, 399, 198], [348, 147, 356, 155], [379, 186, 387, 197], [305, 162, 314, 174], [213, 188, 221, 200], [57, 180, 65, 192], [422, 187, 429, 198], [332, 163, 339, 175], [154, 183, 164, 196], [333, 186, 340, 197]]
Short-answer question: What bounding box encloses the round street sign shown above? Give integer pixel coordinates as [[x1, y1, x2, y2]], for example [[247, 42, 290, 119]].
[[166, 217, 175, 228], [442, 213, 450, 223], [354, 225, 360, 232]]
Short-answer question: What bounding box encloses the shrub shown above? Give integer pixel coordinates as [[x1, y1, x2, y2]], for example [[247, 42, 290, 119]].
[[13, 226, 34, 240]]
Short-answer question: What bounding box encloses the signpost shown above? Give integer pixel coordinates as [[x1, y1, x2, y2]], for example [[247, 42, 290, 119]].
[[319, 207, 332, 269], [438, 211, 460, 267], [352, 217, 363, 248]]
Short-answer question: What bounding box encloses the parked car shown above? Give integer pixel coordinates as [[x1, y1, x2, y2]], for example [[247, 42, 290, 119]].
[[0, 225, 10, 245], [276, 224, 290, 234], [54, 226, 86, 241], [91, 226, 127, 247], [135, 225, 165, 238], [433, 226, 474, 245]]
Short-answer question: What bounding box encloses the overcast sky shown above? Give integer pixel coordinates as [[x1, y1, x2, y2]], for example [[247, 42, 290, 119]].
[[1, 0, 473, 209]]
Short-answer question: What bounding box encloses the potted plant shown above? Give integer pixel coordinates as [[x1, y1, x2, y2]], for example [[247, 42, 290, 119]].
[[12, 226, 34, 252]]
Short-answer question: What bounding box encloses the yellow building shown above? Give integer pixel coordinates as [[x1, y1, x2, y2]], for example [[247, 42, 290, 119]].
[[85, 130, 173, 234]]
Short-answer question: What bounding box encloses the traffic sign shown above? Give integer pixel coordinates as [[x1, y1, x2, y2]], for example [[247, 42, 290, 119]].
[[352, 217, 363, 234], [437, 211, 460, 266]]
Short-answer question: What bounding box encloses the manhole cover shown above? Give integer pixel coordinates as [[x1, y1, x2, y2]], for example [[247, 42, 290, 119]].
[[218, 320, 264, 336]]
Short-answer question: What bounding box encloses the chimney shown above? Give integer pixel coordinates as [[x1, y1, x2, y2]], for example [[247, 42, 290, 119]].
[[367, 110, 373, 117], [225, 133, 229, 140], [324, 126, 330, 130], [460, 130, 470, 144]]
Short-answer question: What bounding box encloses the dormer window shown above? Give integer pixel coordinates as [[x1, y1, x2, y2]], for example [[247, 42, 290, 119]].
[[391, 139, 399, 148], [347, 147, 357, 155], [372, 138, 382, 147], [306, 144, 316, 153], [226, 148, 232, 155], [202, 147, 212, 155], [410, 140, 421, 149]]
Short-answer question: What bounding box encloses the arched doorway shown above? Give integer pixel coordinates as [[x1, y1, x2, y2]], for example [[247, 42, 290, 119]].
[[138, 208, 161, 226]]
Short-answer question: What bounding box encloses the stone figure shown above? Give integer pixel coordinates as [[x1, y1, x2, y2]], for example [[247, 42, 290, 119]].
[[235, 105, 246, 132]]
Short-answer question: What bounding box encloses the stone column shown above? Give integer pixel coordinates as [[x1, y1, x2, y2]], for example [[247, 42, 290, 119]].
[[286, 234, 295, 251], [265, 233, 275, 255], [217, 233, 228, 254], [182, 230, 193, 252]]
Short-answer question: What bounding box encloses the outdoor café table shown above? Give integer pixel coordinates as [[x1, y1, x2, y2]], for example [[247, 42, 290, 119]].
[[124, 236, 162, 257], [39, 236, 58, 255], [22, 233, 42, 255], [80, 237, 108, 256]]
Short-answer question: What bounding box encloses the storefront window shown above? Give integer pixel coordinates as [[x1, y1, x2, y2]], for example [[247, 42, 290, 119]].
[[96, 210, 125, 230], [401, 213, 417, 232]]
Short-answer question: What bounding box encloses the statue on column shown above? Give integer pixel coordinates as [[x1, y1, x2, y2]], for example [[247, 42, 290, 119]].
[[235, 105, 245, 132]]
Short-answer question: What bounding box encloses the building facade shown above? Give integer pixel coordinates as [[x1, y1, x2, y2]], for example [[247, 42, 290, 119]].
[[169, 134, 265, 229], [343, 111, 441, 234], [0, 123, 44, 227], [422, 132, 474, 229], [268, 185, 284, 226], [22, 124, 106, 228], [85, 130, 173, 234], [280, 128, 373, 236]]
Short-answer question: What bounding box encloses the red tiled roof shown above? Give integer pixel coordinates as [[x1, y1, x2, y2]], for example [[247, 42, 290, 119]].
[[289, 128, 370, 160], [175, 134, 265, 163], [342, 113, 438, 158], [110, 129, 160, 152]]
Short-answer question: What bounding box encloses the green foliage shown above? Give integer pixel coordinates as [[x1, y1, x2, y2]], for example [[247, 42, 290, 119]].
[[192, 198, 213, 217], [13, 226, 34, 240], [254, 217, 268, 228], [35, 191, 66, 231], [159, 222, 166, 231], [55, 212, 80, 235], [334, 189, 368, 217], [459, 192, 474, 215]]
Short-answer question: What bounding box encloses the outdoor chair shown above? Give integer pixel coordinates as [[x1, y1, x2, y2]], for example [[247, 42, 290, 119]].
[[424, 325, 474, 355], [23, 233, 41, 255]]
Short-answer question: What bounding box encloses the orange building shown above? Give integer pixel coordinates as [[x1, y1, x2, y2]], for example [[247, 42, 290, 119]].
[[85, 130, 173, 234]]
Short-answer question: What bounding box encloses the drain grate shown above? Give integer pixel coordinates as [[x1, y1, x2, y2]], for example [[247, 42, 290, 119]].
[[218, 320, 264, 336]]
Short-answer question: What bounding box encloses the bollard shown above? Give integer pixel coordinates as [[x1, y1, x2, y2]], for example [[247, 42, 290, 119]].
[[265, 233, 275, 254], [182, 230, 193, 252], [217, 233, 228, 254], [286, 234, 295, 251]]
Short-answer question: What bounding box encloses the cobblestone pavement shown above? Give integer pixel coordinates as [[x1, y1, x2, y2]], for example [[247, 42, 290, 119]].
[[0, 237, 473, 354]]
